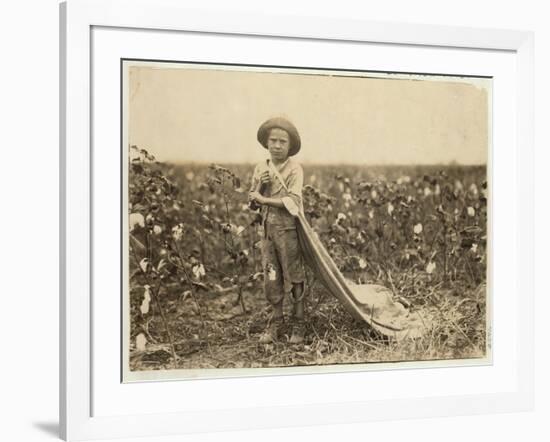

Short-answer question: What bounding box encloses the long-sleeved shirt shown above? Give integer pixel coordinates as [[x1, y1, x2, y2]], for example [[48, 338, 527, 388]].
[[250, 158, 304, 229]]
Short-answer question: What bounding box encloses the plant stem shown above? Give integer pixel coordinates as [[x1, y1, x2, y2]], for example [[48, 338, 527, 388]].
[[150, 279, 178, 369], [236, 284, 247, 313], [172, 240, 206, 327], [221, 177, 235, 252], [443, 232, 448, 285]]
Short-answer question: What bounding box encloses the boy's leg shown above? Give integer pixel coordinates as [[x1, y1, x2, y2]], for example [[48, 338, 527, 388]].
[[291, 282, 304, 320], [272, 299, 284, 320], [274, 228, 307, 344], [289, 282, 306, 344], [260, 235, 285, 343]]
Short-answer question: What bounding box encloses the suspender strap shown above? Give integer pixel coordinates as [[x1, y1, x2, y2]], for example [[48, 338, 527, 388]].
[[266, 159, 301, 216], [266, 159, 289, 191]]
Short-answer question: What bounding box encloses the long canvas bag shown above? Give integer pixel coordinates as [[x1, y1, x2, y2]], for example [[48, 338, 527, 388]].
[[266, 159, 427, 339]]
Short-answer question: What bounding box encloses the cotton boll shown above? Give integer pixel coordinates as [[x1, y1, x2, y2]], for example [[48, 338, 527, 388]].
[[172, 223, 184, 241], [140, 285, 152, 314], [135, 333, 147, 351], [192, 263, 206, 279], [129, 213, 145, 232]]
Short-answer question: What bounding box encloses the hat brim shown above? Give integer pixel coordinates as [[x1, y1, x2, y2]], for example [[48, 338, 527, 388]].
[[257, 117, 301, 156]]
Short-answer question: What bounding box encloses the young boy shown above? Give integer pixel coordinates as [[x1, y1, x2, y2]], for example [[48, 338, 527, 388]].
[[248, 117, 306, 344]]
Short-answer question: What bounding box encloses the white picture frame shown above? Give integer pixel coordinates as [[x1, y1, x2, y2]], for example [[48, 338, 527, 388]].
[[60, 0, 534, 440]]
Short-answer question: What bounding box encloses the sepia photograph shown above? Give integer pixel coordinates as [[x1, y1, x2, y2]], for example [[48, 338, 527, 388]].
[[122, 60, 491, 381]]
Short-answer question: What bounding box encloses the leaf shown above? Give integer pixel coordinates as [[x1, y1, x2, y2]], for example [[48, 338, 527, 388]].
[[426, 261, 436, 274], [139, 258, 149, 273], [192, 281, 209, 291], [157, 259, 166, 271]]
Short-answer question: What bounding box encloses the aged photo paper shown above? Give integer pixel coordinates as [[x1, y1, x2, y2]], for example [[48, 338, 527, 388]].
[[121, 60, 491, 382]]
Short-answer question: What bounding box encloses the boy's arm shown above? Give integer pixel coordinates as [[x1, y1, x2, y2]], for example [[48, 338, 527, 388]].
[[250, 185, 285, 208], [255, 195, 285, 208], [249, 164, 284, 207], [249, 164, 260, 193], [253, 164, 303, 209], [284, 164, 304, 207]]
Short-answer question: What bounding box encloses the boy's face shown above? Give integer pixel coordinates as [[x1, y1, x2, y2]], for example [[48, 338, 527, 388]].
[[267, 128, 291, 162]]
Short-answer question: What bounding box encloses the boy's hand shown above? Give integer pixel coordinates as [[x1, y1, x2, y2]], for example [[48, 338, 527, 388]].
[[259, 170, 270, 185], [249, 191, 265, 205]]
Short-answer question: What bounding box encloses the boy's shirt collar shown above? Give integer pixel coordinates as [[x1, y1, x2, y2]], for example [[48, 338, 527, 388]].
[[268, 157, 290, 172]]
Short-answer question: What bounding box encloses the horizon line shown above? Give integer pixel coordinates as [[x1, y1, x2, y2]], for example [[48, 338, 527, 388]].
[[160, 160, 488, 168]]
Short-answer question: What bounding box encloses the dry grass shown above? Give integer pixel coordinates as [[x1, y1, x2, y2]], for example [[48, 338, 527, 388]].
[[129, 281, 487, 372]]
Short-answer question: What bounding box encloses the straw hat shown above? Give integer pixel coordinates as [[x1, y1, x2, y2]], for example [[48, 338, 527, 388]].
[[257, 117, 301, 156]]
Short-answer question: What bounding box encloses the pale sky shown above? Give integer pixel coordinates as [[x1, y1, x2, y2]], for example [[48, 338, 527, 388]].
[[127, 62, 489, 165]]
